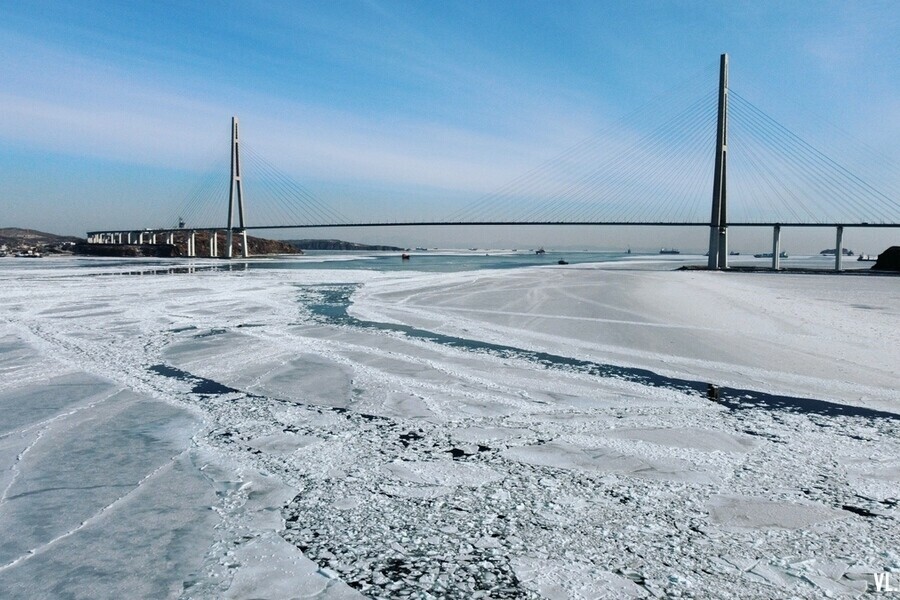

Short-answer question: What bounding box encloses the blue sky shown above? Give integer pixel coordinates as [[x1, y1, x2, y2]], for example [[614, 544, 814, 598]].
[[1, 1, 898, 251]]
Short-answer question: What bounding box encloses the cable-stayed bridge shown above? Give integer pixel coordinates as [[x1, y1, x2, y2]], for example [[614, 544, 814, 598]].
[[87, 55, 900, 270]]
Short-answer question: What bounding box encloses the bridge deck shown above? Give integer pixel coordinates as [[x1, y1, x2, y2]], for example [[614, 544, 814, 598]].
[[86, 221, 899, 236]]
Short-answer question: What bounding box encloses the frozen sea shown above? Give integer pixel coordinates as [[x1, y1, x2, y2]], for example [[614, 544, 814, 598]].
[[0, 251, 897, 599]]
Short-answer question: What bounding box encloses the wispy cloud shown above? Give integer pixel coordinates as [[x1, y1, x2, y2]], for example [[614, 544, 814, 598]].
[[1, 28, 600, 180], [2, 2, 897, 238]]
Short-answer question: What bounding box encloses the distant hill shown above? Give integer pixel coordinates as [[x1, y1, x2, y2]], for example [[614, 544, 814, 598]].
[[0, 228, 83, 246], [286, 239, 404, 251]]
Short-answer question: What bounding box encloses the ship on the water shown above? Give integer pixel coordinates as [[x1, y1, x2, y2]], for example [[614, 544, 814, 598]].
[[659, 248, 680, 255]]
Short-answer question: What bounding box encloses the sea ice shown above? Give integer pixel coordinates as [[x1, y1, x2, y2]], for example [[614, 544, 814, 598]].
[[706, 494, 851, 529], [0, 257, 896, 598]]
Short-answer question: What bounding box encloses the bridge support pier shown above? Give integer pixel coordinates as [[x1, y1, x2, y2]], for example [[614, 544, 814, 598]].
[[835, 226, 844, 271], [772, 225, 781, 270], [210, 231, 218, 257], [188, 232, 196, 257]]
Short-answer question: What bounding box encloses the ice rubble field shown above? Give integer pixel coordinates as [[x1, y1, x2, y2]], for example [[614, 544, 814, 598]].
[[0, 257, 897, 599]]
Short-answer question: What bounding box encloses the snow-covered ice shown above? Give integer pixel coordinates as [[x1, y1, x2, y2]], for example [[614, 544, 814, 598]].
[[0, 256, 897, 598]]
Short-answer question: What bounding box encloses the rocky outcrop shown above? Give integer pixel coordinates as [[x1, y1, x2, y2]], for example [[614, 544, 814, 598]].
[[74, 232, 300, 258], [184, 232, 300, 256], [74, 243, 180, 257], [871, 246, 900, 271]]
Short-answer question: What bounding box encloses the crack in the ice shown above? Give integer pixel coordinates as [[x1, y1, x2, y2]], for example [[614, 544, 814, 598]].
[[0, 450, 186, 573], [4, 483, 137, 501], [0, 387, 123, 507]]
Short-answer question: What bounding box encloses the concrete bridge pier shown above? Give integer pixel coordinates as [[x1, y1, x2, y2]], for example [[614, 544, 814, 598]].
[[188, 232, 196, 257], [772, 225, 781, 270], [210, 231, 218, 257], [835, 226, 844, 271]]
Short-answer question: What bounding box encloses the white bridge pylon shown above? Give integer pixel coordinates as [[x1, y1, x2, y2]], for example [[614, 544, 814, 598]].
[[226, 116, 249, 258]]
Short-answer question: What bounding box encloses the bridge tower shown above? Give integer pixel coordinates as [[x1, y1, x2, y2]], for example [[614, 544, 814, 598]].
[[225, 116, 248, 258], [708, 53, 729, 269]]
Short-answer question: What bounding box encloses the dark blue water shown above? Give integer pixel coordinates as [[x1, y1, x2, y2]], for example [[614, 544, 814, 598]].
[[149, 364, 238, 394]]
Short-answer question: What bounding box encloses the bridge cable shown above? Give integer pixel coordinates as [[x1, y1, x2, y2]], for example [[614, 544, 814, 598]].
[[730, 91, 898, 222]]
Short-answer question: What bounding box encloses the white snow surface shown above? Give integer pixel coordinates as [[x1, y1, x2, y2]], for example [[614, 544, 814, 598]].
[[0, 256, 897, 599]]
